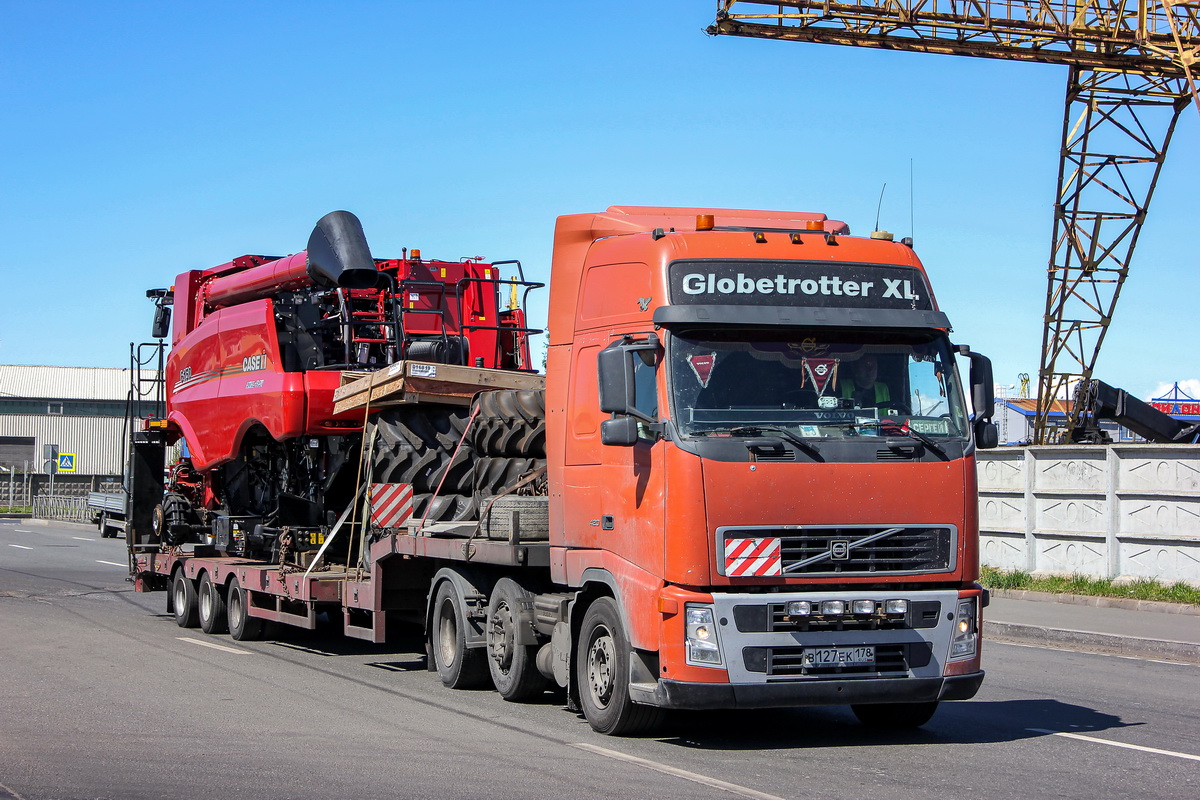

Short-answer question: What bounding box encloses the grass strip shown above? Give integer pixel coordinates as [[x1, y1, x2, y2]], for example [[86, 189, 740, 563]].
[[980, 565, 1200, 606]]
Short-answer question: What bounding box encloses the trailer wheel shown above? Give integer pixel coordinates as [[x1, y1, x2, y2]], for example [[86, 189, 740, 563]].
[[430, 580, 488, 689], [227, 575, 263, 641], [171, 571, 199, 629], [851, 701, 939, 729], [576, 597, 663, 735], [197, 572, 228, 635], [98, 512, 117, 539], [486, 578, 548, 701]]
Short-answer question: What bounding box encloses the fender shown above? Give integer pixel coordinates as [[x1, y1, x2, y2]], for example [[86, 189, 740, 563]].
[[426, 567, 493, 650]]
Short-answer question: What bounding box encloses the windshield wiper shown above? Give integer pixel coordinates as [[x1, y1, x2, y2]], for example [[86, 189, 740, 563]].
[[715, 425, 823, 459], [886, 423, 949, 460]]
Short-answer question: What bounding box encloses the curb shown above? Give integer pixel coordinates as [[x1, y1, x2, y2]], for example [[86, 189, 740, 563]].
[[987, 621, 1200, 665], [987, 587, 1200, 616]]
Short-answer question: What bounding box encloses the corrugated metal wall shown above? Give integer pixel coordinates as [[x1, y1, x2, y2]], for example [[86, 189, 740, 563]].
[[0, 414, 126, 475]]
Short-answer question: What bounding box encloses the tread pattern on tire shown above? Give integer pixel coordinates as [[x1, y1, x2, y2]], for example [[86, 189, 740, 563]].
[[369, 391, 548, 525]]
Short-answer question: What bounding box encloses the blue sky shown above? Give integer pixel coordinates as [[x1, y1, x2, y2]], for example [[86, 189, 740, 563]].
[[1, 1, 1195, 401]]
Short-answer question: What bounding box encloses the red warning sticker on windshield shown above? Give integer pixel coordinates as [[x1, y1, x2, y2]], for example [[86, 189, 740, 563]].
[[688, 353, 717, 387]]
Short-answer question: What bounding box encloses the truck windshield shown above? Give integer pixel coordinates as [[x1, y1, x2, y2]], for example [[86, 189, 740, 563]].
[[668, 328, 969, 440]]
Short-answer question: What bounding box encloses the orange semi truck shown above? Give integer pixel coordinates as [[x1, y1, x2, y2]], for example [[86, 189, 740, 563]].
[[127, 206, 997, 735]]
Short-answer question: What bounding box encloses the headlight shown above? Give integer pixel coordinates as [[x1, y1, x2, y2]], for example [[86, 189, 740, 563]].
[[885, 599, 909, 616], [950, 598, 978, 659], [685, 605, 723, 666], [852, 599, 876, 615]]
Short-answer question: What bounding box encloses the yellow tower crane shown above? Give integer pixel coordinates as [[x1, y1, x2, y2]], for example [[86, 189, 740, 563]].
[[708, 1, 1199, 443]]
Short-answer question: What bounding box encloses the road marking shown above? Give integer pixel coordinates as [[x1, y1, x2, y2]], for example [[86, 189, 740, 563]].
[[8, 544, 32, 550], [570, 742, 786, 800], [73, 536, 92, 541], [995, 639, 1198, 667], [1027, 728, 1200, 762], [13, 529, 31, 533], [0, 779, 29, 800], [96, 560, 126, 567], [177, 637, 252, 655]]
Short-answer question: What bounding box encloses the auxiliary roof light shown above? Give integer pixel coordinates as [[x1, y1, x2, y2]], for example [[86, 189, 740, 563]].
[[696, 214, 715, 231], [805, 219, 824, 231]]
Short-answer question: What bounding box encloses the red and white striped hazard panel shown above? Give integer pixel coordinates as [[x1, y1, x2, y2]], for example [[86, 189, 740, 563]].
[[370, 483, 413, 529], [724, 537, 782, 577]]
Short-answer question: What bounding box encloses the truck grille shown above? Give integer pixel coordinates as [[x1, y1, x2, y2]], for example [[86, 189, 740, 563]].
[[742, 643, 932, 679], [719, 525, 955, 577]]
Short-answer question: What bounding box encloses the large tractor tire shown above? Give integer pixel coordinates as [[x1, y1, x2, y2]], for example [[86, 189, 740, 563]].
[[372, 405, 473, 493], [471, 390, 548, 504]]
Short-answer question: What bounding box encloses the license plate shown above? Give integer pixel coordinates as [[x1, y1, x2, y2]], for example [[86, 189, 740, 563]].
[[802, 646, 875, 667]]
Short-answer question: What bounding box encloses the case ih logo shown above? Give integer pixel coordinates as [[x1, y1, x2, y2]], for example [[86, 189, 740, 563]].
[[242, 354, 267, 372]]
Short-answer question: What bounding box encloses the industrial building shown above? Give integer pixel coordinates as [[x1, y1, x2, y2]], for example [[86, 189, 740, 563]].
[[0, 364, 140, 477]]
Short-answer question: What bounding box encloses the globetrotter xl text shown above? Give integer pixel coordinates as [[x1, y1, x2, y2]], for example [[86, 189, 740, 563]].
[[679, 272, 921, 301]]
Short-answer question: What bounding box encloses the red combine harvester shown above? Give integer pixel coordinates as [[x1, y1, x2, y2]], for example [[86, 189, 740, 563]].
[[143, 211, 538, 565], [127, 207, 997, 735]]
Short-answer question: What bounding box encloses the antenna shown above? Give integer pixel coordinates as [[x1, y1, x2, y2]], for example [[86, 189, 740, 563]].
[[909, 158, 915, 241], [874, 183, 887, 231]]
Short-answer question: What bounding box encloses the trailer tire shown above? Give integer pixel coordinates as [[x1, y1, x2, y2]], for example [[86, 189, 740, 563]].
[[486, 578, 548, 701], [227, 575, 263, 641], [851, 701, 939, 729], [430, 580, 488, 689], [576, 597, 663, 735], [198, 572, 228, 635], [98, 512, 117, 539], [171, 570, 199, 629]]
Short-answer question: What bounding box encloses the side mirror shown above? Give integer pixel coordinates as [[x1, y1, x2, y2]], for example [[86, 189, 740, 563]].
[[954, 344, 995, 422], [974, 419, 999, 449], [597, 334, 658, 422], [151, 305, 171, 340], [601, 416, 640, 447]]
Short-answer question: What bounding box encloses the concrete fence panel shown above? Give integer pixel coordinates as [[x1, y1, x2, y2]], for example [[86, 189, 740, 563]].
[[978, 445, 1200, 585]]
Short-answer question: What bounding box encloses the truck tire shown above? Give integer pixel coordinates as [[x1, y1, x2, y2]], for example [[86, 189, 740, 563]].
[[430, 580, 488, 689], [172, 571, 199, 629], [227, 575, 263, 641], [851, 701, 939, 729], [486, 578, 548, 701], [576, 597, 663, 735], [198, 571, 228, 635]]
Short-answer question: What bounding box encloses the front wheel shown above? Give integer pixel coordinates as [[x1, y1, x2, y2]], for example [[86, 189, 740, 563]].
[[851, 701, 939, 729], [197, 572, 228, 635], [575, 597, 663, 735]]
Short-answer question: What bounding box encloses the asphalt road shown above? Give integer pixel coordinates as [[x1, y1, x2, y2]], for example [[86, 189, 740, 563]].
[[2, 520, 1197, 800]]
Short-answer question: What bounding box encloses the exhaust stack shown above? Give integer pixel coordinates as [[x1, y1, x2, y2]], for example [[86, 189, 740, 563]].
[[306, 210, 379, 289], [203, 211, 381, 309]]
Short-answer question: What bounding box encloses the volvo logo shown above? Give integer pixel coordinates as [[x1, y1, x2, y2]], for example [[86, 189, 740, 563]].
[[830, 540, 851, 560]]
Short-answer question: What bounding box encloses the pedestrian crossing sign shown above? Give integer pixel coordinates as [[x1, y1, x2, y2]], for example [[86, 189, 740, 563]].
[[57, 453, 76, 472]]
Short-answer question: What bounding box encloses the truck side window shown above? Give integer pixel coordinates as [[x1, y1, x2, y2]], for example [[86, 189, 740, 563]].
[[632, 352, 658, 437]]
